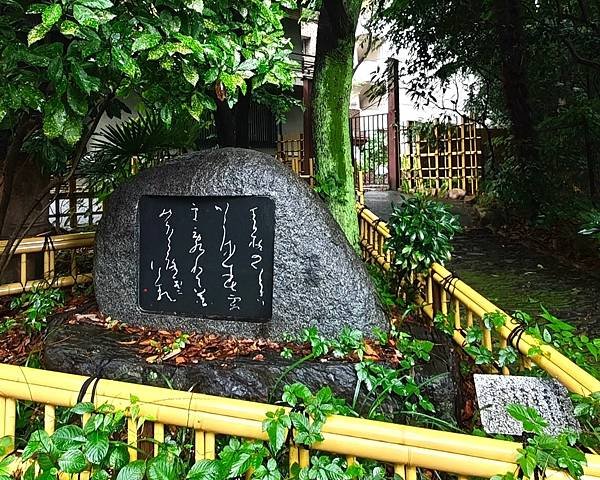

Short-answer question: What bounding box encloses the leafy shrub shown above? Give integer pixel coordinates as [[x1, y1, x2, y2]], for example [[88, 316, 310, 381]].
[[386, 194, 461, 277], [492, 404, 586, 480], [9, 287, 65, 332], [579, 209, 600, 242]]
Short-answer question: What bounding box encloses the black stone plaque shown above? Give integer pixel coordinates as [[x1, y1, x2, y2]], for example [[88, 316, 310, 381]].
[[138, 195, 275, 321]]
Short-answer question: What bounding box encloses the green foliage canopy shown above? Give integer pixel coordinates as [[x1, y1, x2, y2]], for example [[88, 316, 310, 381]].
[[0, 0, 297, 163]]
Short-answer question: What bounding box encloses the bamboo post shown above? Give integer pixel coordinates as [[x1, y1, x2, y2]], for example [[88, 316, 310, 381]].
[[299, 448, 310, 468], [394, 464, 406, 479], [127, 418, 138, 460], [154, 422, 164, 457], [204, 432, 215, 459], [194, 430, 205, 461], [289, 446, 299, 470], [434, 125, 440, 193], [446, 123, 452, 190], [460, 119, 467, 191], [44, 405, 56, 435], [20, 254, 27, 286]]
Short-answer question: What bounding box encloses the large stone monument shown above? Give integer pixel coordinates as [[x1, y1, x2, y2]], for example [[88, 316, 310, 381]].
[[94, 148, 386, 340]]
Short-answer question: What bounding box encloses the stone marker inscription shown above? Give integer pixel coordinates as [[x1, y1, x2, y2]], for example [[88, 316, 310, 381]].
[[138, 195, 275, 321]]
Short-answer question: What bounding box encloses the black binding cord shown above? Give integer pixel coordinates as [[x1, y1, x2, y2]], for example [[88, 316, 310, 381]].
[[76, 358, 112, 405]]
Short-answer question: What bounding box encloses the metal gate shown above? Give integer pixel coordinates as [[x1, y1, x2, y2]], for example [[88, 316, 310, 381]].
[[350, 114, 389, 188]]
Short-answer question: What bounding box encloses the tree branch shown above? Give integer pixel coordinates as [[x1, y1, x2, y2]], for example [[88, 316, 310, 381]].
[[0, 96, 113, 281]]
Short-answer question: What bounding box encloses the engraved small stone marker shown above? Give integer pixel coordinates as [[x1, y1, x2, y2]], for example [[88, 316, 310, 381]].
[[474, 374, 580, 436]]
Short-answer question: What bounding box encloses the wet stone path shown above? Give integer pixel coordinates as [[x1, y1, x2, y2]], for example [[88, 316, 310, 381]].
[[365, 191, 600, 337]]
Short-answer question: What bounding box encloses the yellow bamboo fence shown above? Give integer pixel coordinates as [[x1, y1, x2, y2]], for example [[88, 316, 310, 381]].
[[276, 135, 315, 187], [0, 232, 95, 296], [0, 363, 598, 480], [0, 167, 597, 478], [356, 204, 600, 397], [400, 118, 481, 196]]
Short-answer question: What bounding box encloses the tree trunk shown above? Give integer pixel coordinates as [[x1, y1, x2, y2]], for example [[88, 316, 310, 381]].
[[492, 0, 542, 215], [1, 156, 51, 239], [312, 0, 361, 248], [215, 82, 252, 149], [215, 99, 237, 147], [0, 127, 51, 284], [235, 82, 252, 148]]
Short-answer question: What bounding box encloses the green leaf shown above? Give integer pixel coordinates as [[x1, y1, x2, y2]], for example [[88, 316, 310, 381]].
[[507, 404, 548, 434], [58, 449, 87, 473], [28, 23, 52, 46], [132, 33, 162, 53], [71, 402, 96, 415], [91, 470, 110, 480], [67, 84, 88, 116], [60, 20, 80, 36], [186, 459, 220, 480], [186, 0, 203, 13], [72, 65, 101, 95], [147, 455, 177, 480], [262, 409, 290, 454], [43, 98, 67, 138], [108, 445, 130, 470], [85, 431, 109, 464], [112, 46, 140, 78], [116, 460, 146, 480], [76, 0, 113, 8], [22, 430, 53, 460], [52, 425, 86, 451], [204, 67, 218, 84], [63, 114, 83, 145], [188, 93, 203, 121], [183, 63, 199, 87], [42, 4, 62, 26], [73, 4, 99, 28]]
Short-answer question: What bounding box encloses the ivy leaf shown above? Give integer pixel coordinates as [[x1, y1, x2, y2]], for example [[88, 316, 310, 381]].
[[132, 33, 162, 53], [58, 449, 87, 473], [115, 460, 146, 480]]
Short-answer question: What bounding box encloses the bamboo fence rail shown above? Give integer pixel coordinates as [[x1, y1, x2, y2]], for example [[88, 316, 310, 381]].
[[0, 363, 598, 479], [0, 232, 94, 296], [356, 203, 600, 397]]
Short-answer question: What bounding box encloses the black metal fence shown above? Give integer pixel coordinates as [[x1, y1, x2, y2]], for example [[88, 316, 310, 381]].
[[350, 114, 388, 188]]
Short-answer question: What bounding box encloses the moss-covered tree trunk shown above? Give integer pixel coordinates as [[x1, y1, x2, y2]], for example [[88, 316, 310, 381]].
[[312, 0, 361, 248]]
